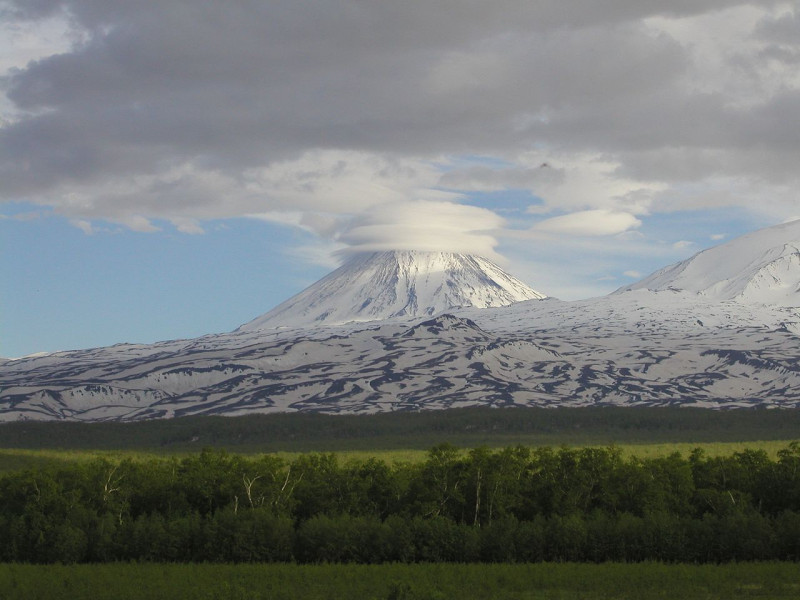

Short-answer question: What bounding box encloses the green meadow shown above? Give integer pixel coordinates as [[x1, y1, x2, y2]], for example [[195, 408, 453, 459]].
[[2, 562, 799, 600]]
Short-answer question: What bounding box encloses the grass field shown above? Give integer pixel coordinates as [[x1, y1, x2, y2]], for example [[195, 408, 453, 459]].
[[1, 562, 798, 600], [1, 439, 797, 474]]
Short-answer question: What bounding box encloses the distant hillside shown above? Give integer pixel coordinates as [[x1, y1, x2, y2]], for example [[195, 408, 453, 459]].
[[1, 406, 799, 452]]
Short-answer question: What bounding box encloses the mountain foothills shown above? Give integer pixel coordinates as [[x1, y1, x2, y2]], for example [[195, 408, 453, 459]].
[[1, 221, 799, 421]]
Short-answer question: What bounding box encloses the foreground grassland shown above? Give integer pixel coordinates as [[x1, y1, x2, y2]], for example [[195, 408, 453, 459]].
[[2, 562, 799, 600]]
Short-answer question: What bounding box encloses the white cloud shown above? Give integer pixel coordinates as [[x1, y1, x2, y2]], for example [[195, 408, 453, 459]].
[[69, 218, 94, 235], [0, 9, 75, 121], [286, 241, 346, 270], [112, 215, 160, 233], [710, 233, 726, 240], [623, 270, 642, 278], [533, 209, 642, 236], [248, 211, 345, 239], [338, 200, 504, 260], [516, 151, 664, 216], [171, 218, 204, 235], [673, 240, 695, 250], [0, 14, 72, 73]]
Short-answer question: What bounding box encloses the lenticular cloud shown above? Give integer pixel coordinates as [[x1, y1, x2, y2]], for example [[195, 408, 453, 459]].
[[338, 200, 504, 260], [533, 209, 642, 237]]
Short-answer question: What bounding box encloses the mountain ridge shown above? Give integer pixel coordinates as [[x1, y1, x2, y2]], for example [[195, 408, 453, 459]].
[[618, 219, 800, 306]]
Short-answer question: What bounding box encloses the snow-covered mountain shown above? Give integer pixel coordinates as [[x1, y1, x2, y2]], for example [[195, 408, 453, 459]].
[[2, 222, 800, 421], [2, 296, 798, 421], [239, 251, 546, 331], [619, 219, 800, 306]]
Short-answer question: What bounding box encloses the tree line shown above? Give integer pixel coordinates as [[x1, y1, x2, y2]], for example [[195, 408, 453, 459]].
[[3, 407, 799, 451], [1, 443, 800, 563]]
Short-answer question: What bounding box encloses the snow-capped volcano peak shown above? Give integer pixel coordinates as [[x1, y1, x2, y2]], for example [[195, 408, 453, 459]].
[[238, 250, 546, 331], [618, 219, 800, 306]]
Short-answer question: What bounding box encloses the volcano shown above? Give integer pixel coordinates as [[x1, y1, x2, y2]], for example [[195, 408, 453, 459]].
[[238, 250, 546, 331]]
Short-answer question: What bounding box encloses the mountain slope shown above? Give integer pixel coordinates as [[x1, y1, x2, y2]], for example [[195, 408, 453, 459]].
[[618, 219, 800, 305], [239, 251, 546, 331], [3, 298, 799, 421]]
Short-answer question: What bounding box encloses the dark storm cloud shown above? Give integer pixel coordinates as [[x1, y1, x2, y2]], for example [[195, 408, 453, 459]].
[[0, 0, 797, 228]]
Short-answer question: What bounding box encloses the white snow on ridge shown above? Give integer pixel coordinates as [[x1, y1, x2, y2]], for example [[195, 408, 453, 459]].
[[619, 219, 800, 306], [5, 351, 53, 361], [4, 296, 799, 421], [239, 250, 546, 331]]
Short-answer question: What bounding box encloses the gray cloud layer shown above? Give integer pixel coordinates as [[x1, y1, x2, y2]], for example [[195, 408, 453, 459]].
[[1, 1, 798, 249]]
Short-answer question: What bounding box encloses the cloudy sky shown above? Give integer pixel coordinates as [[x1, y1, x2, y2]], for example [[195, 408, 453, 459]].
[[1, 0, 798, 357]]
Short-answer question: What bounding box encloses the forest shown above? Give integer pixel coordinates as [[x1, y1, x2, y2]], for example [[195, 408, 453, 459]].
[[2, 442, 800, 564], [2, 406, 800, 451]]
